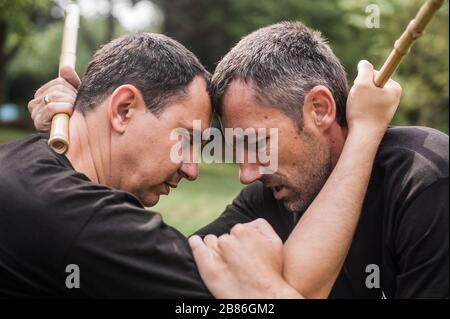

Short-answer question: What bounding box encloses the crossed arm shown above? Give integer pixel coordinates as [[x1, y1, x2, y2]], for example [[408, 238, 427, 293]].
[[188, 61, 402, 298]]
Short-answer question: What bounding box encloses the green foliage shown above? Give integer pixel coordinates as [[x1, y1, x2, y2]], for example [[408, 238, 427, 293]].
[[0, 0, 51, 46], [2, 0, 449, 132], [0, 128, 27, 143], [162, 0, 448, 132], [340, 0, 449, 132]]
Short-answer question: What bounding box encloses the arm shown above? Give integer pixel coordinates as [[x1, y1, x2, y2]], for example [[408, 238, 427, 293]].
[[189, 60, 402, 298]]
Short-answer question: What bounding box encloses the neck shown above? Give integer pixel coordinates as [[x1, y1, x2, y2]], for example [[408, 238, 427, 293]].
[[65, 110, 111, 185], [328, 123, 348, 169]]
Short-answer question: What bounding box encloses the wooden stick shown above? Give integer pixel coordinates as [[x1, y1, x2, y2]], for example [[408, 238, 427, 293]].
[[48, 4, 80, 154], [374, 0, 445, 87]]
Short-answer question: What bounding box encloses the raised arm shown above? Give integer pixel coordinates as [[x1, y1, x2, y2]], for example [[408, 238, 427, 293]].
[[282, 60, 401, 298], [189, 60, 402, 298]]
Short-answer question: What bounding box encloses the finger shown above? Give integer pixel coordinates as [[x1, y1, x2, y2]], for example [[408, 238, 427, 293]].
[[34, 78, 64, 97], [383, 76, 402, 91], [354, 60, 374, 85], [35, 78, 78, 99], [204, 234, 219, 252], [189, 235, 214, 273], [246, 218, 275, 236], [40, 91, 77, 105], [38, 81, 78, 99], [59, 66, 81, 89], [40, 102, 75, 125], [230, 223, 249, 237], [27, 98, 39, 115], [34, 78, 76, 96], [218, 233, 237, 257], [33, 115, 51, 132], [31, 103, 44, 123]]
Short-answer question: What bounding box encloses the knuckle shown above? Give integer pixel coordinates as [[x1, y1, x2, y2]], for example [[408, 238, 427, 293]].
[[218, 234, 231, 248], [204, 234, 217, 244], [230, 223, 246, 236], [46, 102, 59, 114], [34, 115, 41, 128], [27, 100, 34, 112], [255, 218, 267, 226]]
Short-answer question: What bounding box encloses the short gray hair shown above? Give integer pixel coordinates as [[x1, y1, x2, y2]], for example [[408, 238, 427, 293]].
[[211, 21, 348, 126]]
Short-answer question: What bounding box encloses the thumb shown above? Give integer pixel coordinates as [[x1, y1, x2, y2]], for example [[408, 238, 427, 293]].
[[59, 66, 81, 89], [355, 60, 374, 85]]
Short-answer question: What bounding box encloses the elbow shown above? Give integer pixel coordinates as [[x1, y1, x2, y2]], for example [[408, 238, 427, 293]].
[[282, 249, 332, 299]]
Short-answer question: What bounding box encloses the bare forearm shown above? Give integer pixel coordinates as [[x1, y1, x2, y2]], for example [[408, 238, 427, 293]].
[[283, 129, 381, 298]]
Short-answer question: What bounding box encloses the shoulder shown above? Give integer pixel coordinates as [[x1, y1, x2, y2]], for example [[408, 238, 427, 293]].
[[0, 133, 151, 252], [378, 126, 448, 173], [376, 126, 448, 193], [373, 127, 449, 241]]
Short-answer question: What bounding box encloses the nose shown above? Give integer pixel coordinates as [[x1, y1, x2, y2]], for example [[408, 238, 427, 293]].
[[179, 162, 198, 181], [239, 162, 263, 185]]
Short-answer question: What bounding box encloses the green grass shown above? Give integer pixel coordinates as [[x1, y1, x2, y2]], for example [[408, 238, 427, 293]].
[[0, 128, 28, 144], [153, 163, 244, 236]]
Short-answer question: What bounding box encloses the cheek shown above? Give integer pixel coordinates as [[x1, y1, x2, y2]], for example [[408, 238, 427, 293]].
[[277, 132, 304, 169], [138, 148, 180, 184]]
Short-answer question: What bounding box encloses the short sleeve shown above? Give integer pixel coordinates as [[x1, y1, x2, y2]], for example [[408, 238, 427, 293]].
[[64, 192, 212, 298]]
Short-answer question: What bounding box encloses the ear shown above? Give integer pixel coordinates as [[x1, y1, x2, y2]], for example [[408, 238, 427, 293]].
[[303, 85, 336, 132], [108, 85, 145, 134]]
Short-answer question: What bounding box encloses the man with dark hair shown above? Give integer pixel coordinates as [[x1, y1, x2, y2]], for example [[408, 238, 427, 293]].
[[1, 33, 215, 297], [191, 22, 449, 299]]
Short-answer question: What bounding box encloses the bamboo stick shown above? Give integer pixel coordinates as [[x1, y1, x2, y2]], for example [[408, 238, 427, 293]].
[[48, 4, 80, 154], [374, 0, 446, 87]]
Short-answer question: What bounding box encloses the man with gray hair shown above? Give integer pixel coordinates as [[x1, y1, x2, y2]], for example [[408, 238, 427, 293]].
[[191, 21, 448, 299]]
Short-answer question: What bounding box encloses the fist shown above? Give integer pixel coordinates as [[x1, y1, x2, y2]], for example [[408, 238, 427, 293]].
[[28, 66, 80, 131], [346, 60, 402, 135]]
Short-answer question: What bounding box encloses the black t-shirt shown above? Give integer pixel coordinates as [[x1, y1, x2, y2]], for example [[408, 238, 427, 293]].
[[0, 134, 212, 298], [197, 126, 449, 299]]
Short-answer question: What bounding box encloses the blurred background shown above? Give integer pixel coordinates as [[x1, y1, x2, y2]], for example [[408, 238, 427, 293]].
[[0, 0, 448, 234]]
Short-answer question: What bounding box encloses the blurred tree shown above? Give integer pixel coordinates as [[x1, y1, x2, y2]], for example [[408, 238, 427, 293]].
[[0, 0, 52, 104], [157, 0, 360, 73], [342, 0, 449, 132], [6, 0, 145, 108], [2, 0, 448, 133], [79, 0, 128, 52], [157, 0, 448, 132]]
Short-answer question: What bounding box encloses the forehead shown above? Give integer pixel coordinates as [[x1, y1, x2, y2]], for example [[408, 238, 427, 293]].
[[160, 76, 212, 130], [220, 80, 285, 129]]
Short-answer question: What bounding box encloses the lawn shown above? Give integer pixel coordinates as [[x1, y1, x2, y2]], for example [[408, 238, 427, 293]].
[[0, 128, 244, 236], [0, 127, 28, 144], [153, 163, 243, 235]]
